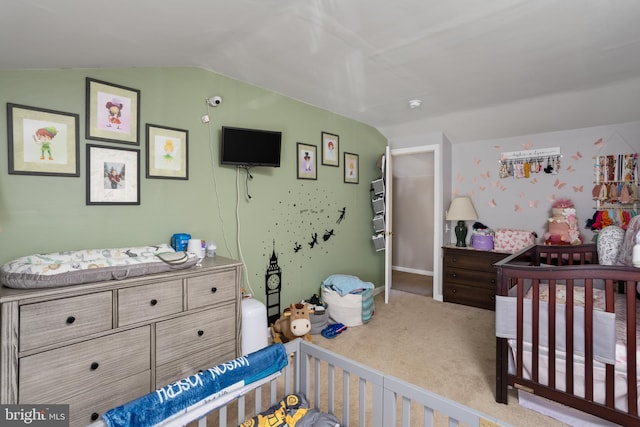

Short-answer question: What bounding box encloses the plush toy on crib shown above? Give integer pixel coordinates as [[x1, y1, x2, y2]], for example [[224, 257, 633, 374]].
[[271, 303, 313, 343]]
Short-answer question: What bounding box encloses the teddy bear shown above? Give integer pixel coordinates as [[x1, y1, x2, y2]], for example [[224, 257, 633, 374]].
[[271, 303, 313, 343]]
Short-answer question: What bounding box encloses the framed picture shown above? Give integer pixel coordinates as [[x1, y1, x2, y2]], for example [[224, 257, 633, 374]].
[[145, 124, 189, 180], [321, 131, 339, 166], [86, 77, 140, 145], [86, 144, 140, 205], [344, 152, 359, 184], [7, 103, 80, 177], [297, 142, 317, 180]]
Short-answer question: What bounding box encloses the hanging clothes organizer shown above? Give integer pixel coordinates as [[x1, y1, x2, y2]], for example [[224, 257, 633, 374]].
[[590, 153, 639, 230]]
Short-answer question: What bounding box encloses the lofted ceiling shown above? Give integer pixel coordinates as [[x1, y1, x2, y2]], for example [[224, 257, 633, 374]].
[[2, 0, 640, 142]]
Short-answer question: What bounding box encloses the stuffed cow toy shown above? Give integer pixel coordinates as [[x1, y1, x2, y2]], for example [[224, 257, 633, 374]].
[[271, 303, 312, 343]]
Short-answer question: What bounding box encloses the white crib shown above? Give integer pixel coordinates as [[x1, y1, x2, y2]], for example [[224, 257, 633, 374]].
[[90, 339, 511, 427]]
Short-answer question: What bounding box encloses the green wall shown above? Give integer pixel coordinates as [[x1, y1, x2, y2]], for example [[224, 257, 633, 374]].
[[0, 67, 387, 306]]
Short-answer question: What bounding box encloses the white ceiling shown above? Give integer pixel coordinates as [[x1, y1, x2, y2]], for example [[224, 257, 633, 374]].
[[3, 0, 640, 142]]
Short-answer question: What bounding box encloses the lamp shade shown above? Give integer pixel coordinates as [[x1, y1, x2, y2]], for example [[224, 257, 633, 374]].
[[446, 197, 478, 221]]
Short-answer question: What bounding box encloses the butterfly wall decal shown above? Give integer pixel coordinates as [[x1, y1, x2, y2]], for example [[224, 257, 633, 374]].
[[554, 179, 566, 189]]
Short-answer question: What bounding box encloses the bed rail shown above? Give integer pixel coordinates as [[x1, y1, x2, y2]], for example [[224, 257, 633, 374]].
[[90, 339, 512, 427], [495, 244, 639, 426]]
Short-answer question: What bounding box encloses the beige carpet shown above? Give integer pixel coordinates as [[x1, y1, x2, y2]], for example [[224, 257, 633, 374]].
[[313, 286, 569, 427]]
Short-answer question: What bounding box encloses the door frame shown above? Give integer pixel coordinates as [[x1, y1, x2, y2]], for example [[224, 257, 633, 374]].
[[384, 143, 443, 302]]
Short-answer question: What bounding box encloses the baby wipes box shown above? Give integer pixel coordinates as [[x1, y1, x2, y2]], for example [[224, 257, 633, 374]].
[[171, 233, 191, 251]]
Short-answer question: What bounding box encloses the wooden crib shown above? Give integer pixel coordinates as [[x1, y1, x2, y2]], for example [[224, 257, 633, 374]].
[[494, 244, 639, 426]]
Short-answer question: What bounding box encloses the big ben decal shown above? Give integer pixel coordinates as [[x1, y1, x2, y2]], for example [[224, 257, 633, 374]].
[[265, 241, 282, 325]]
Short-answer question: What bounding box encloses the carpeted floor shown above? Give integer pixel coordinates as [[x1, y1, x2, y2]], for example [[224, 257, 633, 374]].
[[313, 284, 570, 427]]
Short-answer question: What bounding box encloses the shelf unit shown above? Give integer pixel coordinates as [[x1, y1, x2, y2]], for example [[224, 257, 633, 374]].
[[592, 153, 639, 213], [371, 178, 385, 251]]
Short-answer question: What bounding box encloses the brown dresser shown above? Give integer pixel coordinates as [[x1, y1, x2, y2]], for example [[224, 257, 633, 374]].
[[0, 256, 242, 427], [442, 246, 509, 310]]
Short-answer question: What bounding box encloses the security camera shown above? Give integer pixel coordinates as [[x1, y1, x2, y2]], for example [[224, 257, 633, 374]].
[[207, 96, 222, 107]]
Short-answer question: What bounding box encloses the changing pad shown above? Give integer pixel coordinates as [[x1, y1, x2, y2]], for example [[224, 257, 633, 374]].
[[0, 244, 198, 289]]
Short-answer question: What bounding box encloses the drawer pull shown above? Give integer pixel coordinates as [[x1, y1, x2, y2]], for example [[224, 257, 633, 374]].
[[451, 289, 457, 293], [490, 279, 496, 284], [91, 413, 99, 421], [451, 273, 457, 278], [90, 362, 100, 370], [66, 316, 76, 324], [452, 257, 458, 262], [197, 330, 204, 337], [150, 299, 158, 306], [211, 287, 218, 294]]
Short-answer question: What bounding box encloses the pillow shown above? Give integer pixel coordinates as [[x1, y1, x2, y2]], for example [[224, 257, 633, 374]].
[[617, 216, 640, 266], [596, 225, 625, 265]]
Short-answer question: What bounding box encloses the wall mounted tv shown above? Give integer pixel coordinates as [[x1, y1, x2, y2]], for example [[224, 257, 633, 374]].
[[220, 126, 282, 167]]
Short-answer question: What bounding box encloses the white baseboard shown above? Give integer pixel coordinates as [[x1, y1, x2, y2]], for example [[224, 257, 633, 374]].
[[392, 266, 433, 276]]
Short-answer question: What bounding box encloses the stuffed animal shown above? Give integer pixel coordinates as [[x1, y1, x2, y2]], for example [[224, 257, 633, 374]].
[[271, 303, 312, 343]]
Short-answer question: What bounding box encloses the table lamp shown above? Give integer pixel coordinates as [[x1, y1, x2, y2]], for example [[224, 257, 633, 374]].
[[446, 197, 478, 247]]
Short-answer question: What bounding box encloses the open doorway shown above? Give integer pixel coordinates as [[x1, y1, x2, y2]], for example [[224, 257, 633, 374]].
[[390, 151, 435, 297], [384, 144, 442, 302]]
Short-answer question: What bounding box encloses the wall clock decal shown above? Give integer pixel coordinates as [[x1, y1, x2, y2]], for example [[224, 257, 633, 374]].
[[265, 240, 282, 325]]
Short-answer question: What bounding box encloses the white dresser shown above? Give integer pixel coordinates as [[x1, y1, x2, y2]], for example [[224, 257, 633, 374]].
[[0, 256, 242, 427]]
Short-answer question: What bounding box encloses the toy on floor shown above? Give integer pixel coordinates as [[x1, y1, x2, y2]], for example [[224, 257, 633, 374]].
[[271, 303, 313, 343], [321, 323, 347, 339]]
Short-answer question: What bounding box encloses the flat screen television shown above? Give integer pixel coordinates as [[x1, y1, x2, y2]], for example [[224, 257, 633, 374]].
[[220, 126, 282, 167]]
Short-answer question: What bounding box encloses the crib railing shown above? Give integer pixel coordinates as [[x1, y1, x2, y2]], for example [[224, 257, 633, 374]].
[[495, 244, 640, 426], [90, 339, 512, 427]]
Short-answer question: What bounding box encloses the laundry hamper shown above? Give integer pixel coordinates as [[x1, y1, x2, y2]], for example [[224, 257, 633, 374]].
[[320, 273, 375, 328]]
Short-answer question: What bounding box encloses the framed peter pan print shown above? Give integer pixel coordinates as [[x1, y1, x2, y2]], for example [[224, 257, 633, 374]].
[[321, 131, 339, 166], [344, 152, 359, 184], [7, 103, 80, 177], [86, 77, 140, 145], [145, 124, 189, 180]]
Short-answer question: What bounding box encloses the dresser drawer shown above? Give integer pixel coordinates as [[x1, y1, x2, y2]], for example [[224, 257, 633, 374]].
[[186, 270, 236, 310], [155, 304, 235, 365], [443, 267, 498, 290], [19, 326, 150, 403], [20, 292, 112, 352], [68, 370, 150, 427], [155, 343, 236, 388], [118, 279, 183, 326], [443, 282, 496, 310], [443, 249, 507, 272]]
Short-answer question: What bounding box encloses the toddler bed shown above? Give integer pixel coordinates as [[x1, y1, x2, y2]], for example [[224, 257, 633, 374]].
[[494, 243, 639, 426], [89, 339, 512, 427]]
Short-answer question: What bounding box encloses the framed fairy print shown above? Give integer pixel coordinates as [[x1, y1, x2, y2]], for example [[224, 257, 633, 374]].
[[7, 103, 80, 177], [86, 77, 140, 145], [321, 131, 339, 166], [344, 152, 359, 184], [297, 142, 317, 180], [146, 124, 189, 180], [86, 144, 140, 205]]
